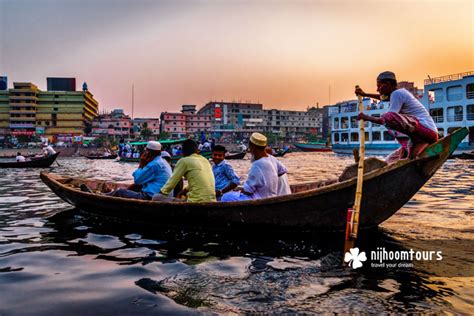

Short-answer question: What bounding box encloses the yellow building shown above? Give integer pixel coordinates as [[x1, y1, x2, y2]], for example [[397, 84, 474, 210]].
[[0, 80, 99, 142]]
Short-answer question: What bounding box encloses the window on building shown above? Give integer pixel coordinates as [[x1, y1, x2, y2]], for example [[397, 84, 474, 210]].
[[467, 104, 474, 121], [447, 85, 463, 101], [430, 108, 444, 123], [351, 133, 359, 141], [341, 117, 348, 129], [372, 131, 381, 141], [447, 106, 463, 122], [341, 133, 349, 142], [334, 133, 340, 142], [467, 84, 474, 99]]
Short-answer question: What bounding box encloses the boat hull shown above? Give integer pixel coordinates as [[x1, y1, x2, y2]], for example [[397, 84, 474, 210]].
[[225, 152, 246, 160], [84, 154, 118, 160], [294, 143, 332, 152], [0, 152, 60, 168]]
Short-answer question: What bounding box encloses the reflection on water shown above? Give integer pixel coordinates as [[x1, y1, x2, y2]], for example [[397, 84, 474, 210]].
[[0, 153, 472, 314]]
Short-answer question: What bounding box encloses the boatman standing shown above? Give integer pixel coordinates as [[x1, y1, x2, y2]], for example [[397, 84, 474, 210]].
[[154, 139, 216, 202], [83, 141, 172, 200], [221, 133, 278, 202], [355, 71, 438, 161], [211, 145, 240, 200]]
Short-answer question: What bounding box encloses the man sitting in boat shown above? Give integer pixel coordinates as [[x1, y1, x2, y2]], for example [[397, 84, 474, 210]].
[[265, 147, 291, 196], [211, 145, 241, 200], [355, 71, 438, 161], [42, 143, 57, 157], [86, 141, 172, 200], [221, 133, 278, 202], [16, 152, 26, 162], [153, 139, 216, 202]]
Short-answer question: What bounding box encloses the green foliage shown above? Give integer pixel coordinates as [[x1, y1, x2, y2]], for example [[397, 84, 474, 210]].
[[262, 132, 278, 146], [158, 131, 170, 140], [140, 127, 153, 140], [83, 123, 92, 135]]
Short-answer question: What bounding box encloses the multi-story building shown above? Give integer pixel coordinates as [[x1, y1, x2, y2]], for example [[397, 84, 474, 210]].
[[132, 118, 161, 137], [91, 109, 132, 139], [161, 105, 212, 139], [263, 106, 323, 141], [197, 101, 265, 138], [0, 78, 99, 142]]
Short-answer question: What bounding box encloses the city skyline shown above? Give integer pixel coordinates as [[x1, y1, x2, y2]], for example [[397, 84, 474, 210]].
[[1, 0, 472, 117]]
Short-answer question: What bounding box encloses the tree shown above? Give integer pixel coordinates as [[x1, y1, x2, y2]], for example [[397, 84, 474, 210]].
[[262, 132, 278, 146], [158, 131, 170, 140], [140, 122, 153, 140], [83, 122, 92, 135]]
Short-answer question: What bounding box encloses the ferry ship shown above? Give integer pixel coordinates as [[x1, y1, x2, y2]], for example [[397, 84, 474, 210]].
[[329, 71, 474, 155]]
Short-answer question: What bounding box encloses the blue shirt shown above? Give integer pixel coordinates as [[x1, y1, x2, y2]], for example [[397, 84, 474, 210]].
[[132, 156, 172, 197], [212, 160, 240, 191]]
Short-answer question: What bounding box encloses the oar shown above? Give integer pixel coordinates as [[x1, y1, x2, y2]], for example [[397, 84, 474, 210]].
[[343, 86, 366, 257]]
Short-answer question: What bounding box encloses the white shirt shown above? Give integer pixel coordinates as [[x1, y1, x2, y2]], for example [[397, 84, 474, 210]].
[[389, 88, 437, 132], [16, 155, 26, 162], [267, 155, 291, 196], [43, 145, 56, 156], [243, 156, 278, 199]]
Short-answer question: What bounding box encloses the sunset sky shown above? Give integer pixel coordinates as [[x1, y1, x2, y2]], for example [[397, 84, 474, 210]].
[[1, 0, 473, 117]]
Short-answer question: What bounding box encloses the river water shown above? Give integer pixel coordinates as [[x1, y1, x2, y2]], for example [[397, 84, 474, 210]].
[[0, 153, 472, 314]]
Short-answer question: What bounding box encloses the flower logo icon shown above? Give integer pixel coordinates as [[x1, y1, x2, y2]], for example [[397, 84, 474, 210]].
[[344, 247, 367, 269]]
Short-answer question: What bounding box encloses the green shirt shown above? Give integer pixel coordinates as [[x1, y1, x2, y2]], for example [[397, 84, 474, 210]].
[[160, 153, 216, 202]]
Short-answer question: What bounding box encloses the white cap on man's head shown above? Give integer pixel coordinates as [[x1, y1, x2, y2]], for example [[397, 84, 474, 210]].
[[249, 132, 267, 147], [161, 151, 171, 158], [146, 141, 162, 151]]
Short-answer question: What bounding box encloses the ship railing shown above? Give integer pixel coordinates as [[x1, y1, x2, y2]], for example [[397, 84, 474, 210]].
[[432, 116, 444, 123], [446, 114, 464, 122], [424, 71, 474, 85], [467, 113, 474, 121], [466, 91, 474, 99]]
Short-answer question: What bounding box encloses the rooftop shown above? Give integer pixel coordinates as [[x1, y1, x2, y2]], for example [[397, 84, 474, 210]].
[[424, 71, 474, 86]]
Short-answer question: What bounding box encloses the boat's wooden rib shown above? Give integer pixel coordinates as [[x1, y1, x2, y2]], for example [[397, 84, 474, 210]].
[[0, 152, 60, 168], [40, 128, 468, 232]]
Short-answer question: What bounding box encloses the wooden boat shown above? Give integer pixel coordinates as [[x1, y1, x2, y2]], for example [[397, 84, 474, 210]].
[[40, 128, 467, 232], [84, 154, 118, 160], [225, 151, 246, 160], [294, 142, 332, 152], [0, 152, 60, 168], [450, 151, 474, 160], [274, 148, 290, 157]]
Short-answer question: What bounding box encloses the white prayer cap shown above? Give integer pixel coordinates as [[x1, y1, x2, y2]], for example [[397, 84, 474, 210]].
[[146, 141, 162, 151]]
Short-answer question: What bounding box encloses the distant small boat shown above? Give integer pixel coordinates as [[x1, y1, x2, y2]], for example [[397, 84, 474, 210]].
[[294, 142, 332, 152], [84, 154, 118, 160], [274, 148, 290, 157], [225, 152, 246, 160], [450, 151, 474, 160], [0, 152, 60, 168]]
